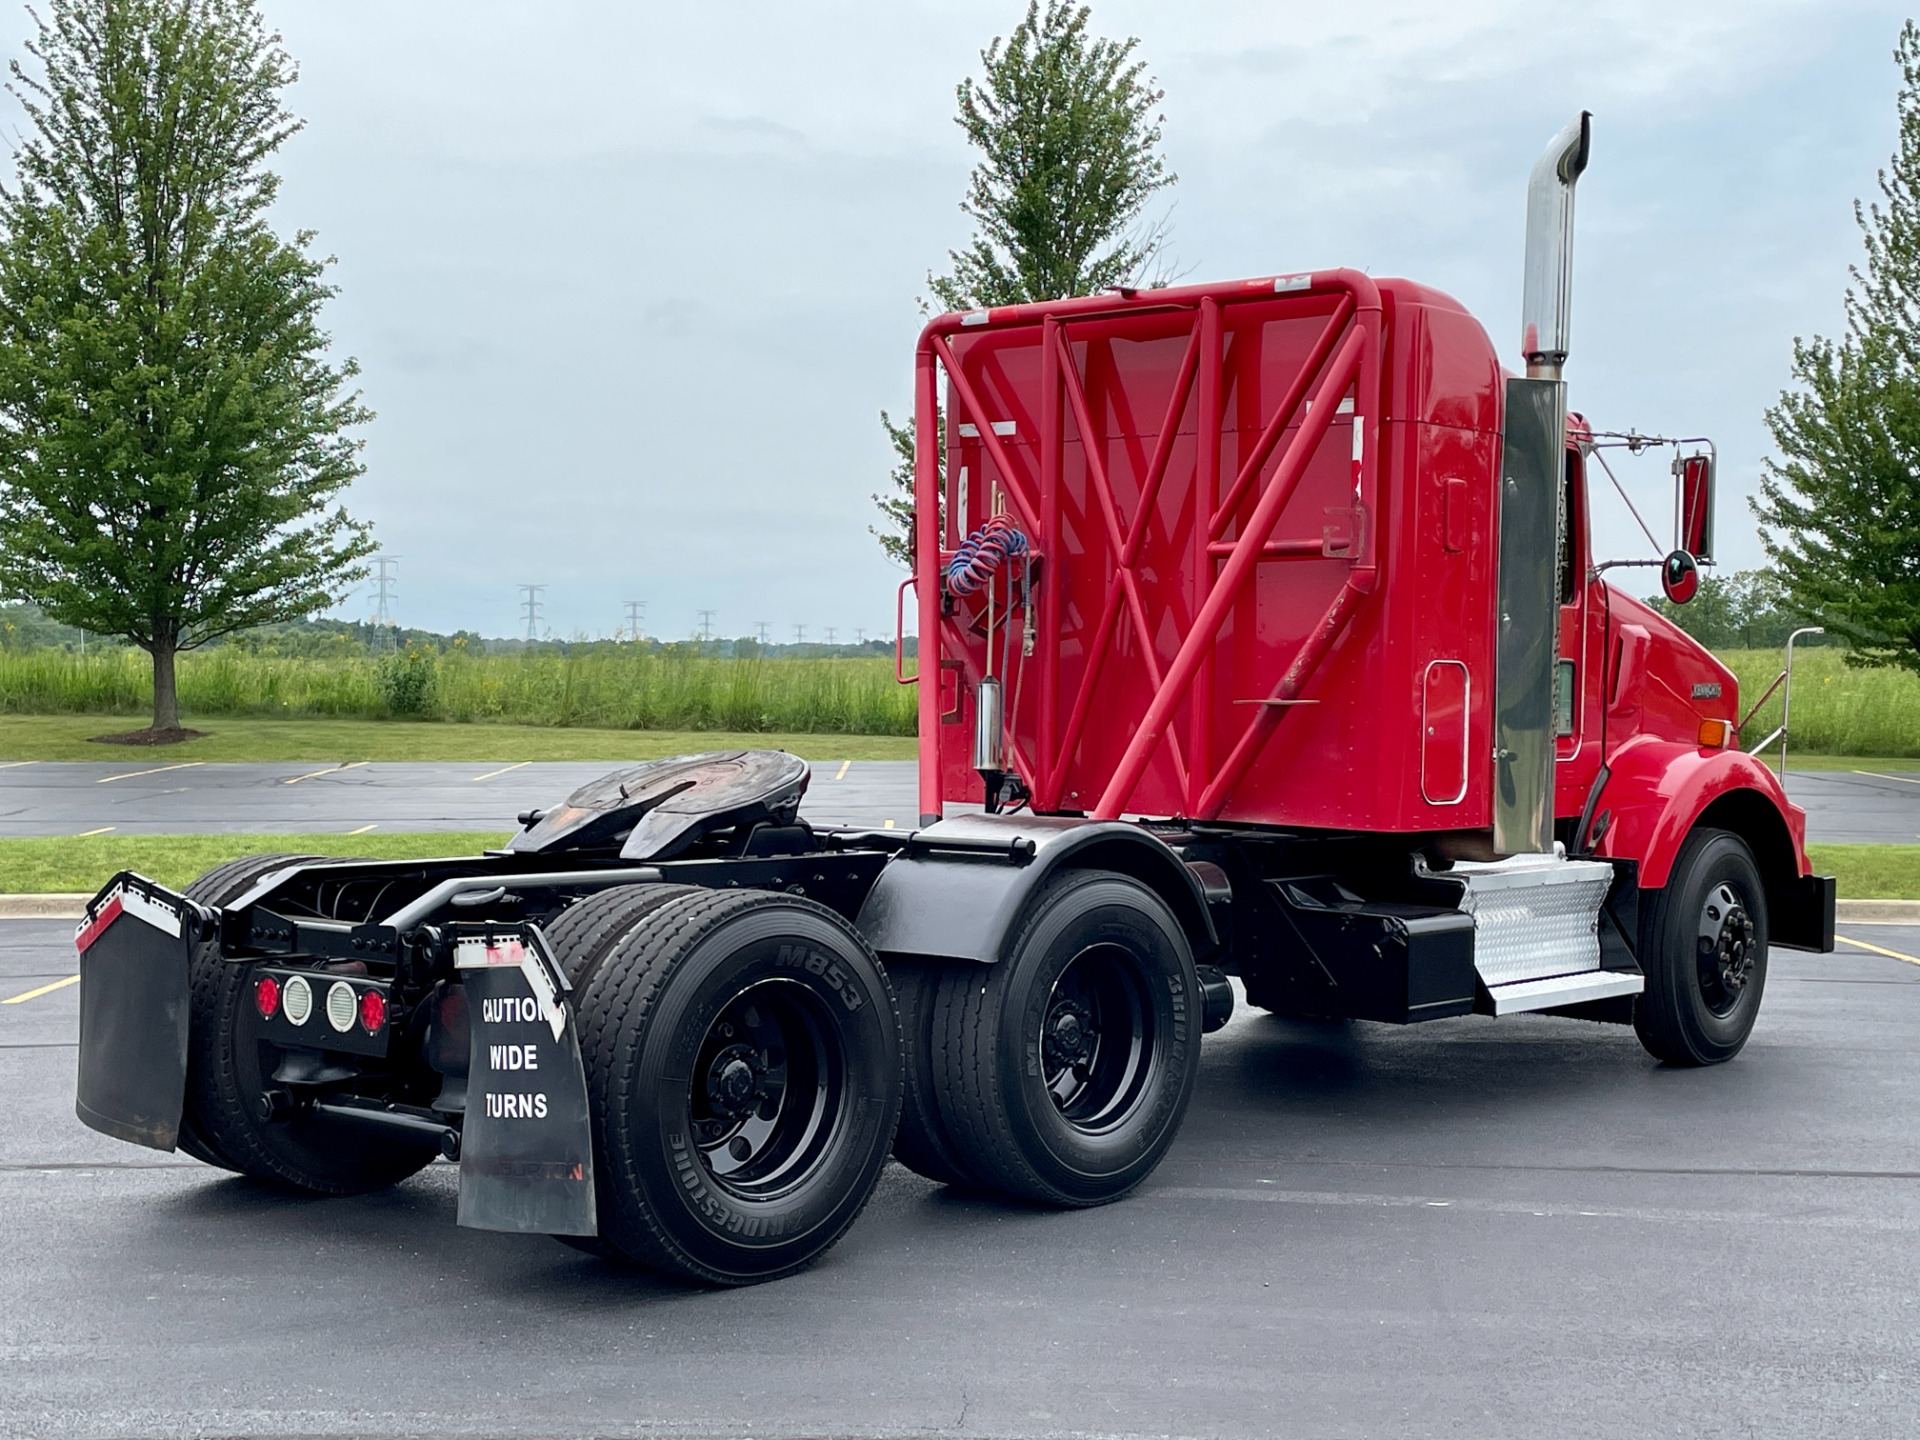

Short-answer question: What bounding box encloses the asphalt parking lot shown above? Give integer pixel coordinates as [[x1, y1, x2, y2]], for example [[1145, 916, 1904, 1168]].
[[0, 758, 1913, 842], [4, 919, 1918, 1439]]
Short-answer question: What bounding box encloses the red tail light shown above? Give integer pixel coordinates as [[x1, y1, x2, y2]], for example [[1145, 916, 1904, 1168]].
[[359, 988, 387, 1034], [254, 975, 280, 1019]]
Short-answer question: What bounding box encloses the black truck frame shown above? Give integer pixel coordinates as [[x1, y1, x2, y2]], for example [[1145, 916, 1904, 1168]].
[[74, 749, 1827, 1284]]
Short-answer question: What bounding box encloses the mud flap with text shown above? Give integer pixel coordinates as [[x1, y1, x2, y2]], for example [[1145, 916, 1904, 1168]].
[[454, 929, 597, 1237], [74, 874, 197, 1151]]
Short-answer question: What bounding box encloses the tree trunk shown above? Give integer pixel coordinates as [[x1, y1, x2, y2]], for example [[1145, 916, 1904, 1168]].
[[150, 634, 179, 732]]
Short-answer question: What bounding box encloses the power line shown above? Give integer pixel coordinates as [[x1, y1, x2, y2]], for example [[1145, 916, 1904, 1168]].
[[624, 599, 645, 641], [518, 584, 545, 642], [696, 609, 716, 643]]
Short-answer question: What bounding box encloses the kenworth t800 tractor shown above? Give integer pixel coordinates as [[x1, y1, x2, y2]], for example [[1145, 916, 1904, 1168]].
[[73, 114, 1833, 1284]]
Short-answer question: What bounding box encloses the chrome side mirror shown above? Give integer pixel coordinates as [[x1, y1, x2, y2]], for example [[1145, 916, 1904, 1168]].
[[1661, 549, 1700, 605], [1674, 448, 1714, 563]]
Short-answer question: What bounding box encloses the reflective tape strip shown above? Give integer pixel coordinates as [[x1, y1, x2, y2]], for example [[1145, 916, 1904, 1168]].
[[1274, 274, 1312, 292], [455, 936, 567, 1041], [74, 885, 182, 956]]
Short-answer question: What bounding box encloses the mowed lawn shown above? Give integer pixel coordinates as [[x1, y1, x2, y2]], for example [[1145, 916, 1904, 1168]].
[[0, 715, 918, 763]]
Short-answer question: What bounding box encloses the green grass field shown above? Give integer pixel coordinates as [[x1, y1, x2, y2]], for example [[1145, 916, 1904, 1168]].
[[1721, 647, 1920, 759], [0, 647, 917, 735], [3, 832, 1913, 898], [0, 715, 918, 762], [0, 832, 511, 893]]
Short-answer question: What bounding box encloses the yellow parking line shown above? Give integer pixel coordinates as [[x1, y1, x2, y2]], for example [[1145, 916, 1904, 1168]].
[[471, 761, 530, 782], [282, 761, 368, 786], [97, 761, 203, 784], [75, 826, 115, 837], [835, 760, 851, 780], [883, 819, 896, 829], [1836, 931, 1920, 967], [1853, 769, 1920, 786], [347, 824, 377, 835], [3, 974, 79, 1005]]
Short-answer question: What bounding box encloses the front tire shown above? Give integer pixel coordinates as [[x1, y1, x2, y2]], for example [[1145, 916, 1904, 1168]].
[[931, 870, 1201, 1207], [577, 890, 902, 1284], [1634, 827, 1769, 1066]]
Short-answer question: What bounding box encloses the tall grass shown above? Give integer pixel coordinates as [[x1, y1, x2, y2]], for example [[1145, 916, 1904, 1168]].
[[1720, 647, 1920, 758], [0, 642, 1911, 753], [0, 648, 917, 736]]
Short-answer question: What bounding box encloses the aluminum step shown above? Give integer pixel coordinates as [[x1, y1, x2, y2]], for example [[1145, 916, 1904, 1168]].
[[1486, 969, 1643, 1016], [1434, 848, 1615, 991]]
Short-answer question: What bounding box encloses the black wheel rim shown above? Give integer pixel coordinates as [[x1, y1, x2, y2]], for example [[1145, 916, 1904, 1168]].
[[687, 978, 844, 1200], [1695, 879, 1758, 1018], [1039, 944, 1157, 1134]]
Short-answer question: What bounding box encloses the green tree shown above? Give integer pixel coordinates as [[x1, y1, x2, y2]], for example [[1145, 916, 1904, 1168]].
[[0, 0, 374, 734], [872, 0, 1174, 566], [1754, 21, 1920, 674]]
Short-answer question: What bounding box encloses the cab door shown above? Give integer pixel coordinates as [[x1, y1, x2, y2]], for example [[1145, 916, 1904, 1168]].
[[1552, 447, 1606, 820]]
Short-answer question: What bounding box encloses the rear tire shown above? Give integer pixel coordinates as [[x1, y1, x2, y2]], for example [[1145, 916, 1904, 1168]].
[[1634, 827, 1769, 1066], [930, 869, 1201, 1207], [540, 883, 702, 1258], [888, 959, 979, 1189], [577, 890, 902, 1284], [183, 852, 439, 1194]]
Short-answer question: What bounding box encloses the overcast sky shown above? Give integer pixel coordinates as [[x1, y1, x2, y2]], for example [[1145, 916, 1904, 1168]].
[[6, 0, 1910, 639]]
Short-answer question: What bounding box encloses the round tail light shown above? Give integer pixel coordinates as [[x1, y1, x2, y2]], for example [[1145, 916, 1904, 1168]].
[[359, 988, 387, 1034], [325, 980, 357, 1033], [282, 974, 313, 1026], [253, 975, 280, 1019]]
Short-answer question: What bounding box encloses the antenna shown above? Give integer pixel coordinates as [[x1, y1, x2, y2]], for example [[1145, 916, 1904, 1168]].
[[624, 599, 645, 641], [696, 609, 717, 643], [518, 584, 546, 641]]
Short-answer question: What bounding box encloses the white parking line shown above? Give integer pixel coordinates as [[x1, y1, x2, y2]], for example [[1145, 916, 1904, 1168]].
[[470, 762, 530, 782], [0, 761, 35, 770], [282, 761, 368, 786], [835, 760, 851, 780], [75, 826, 114, 837], [347, 824, 377, 835], [97, 761, 203, 784]]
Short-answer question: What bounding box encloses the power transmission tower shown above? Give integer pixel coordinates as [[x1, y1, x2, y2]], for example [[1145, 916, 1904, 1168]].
[[518, 584, 545, 642], [755, 622, 771, 645], [371, 555, 400, 629], [854, 628, 866, 646], [696, 609, 717, 643], [793, 624, 806, 646], [824, 627, 837, 646], [624, 599, 645, 641]]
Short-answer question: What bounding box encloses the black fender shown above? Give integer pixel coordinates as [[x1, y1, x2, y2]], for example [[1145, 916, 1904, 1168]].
[[854, 814, 1217, 965]]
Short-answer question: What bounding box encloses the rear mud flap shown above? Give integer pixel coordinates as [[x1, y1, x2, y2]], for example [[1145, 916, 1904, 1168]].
[[454, 930, 597, 1237], [74, 875, 198, 1151]]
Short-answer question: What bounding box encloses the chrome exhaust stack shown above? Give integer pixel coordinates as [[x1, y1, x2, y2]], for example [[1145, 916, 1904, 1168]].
[[1493, 113, 1590, 857], [1520, 111, 1591, 382]]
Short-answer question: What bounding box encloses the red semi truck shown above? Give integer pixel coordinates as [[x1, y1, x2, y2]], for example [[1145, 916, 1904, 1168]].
[[73, 114, 1833, 1284]]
